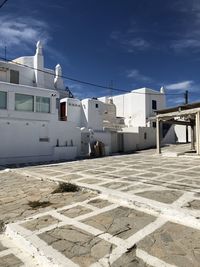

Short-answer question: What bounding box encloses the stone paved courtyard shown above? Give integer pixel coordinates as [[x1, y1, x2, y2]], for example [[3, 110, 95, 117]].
[[0, 148, 200, 266]]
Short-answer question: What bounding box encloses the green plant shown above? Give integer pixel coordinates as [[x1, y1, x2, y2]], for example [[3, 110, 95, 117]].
[[52, 182, 80, 194], [28, 200, 51, 209]]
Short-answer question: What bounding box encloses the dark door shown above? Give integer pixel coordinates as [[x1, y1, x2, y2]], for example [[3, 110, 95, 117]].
[[60, 102, 67, 121], [117, 133, 124, 152]]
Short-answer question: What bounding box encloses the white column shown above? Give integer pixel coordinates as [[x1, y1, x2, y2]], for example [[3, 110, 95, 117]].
[[191, 123, 195, 150], [196, 112, 200, 155], [156, 117, 161, 154]]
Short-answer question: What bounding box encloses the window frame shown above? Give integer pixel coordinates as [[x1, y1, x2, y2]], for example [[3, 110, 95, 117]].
[[152, 100, 157, 110], [15, 93, 34, 112], [10, 69, 19, 84], [152, 121, 156, 128], [0, 91, 7, 110], [36, 96, 50, 113]]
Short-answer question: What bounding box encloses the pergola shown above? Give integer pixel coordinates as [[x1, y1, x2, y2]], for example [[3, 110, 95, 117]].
[[156, 102, 200, 155]]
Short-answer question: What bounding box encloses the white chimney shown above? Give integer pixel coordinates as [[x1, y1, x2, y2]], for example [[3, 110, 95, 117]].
[[34, 41, 44, 88]]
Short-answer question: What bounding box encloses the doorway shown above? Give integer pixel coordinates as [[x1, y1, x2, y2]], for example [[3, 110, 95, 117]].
[[60, 102, 67, 121]]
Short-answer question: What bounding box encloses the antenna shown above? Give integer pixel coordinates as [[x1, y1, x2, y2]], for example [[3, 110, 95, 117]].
[[0, 0, 8, 9], [109, 80, 113, 98], [4, 46, 6, 60]]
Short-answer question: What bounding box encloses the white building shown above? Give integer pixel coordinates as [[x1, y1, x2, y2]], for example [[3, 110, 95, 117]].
[[97, 87, 168, 153], [60, 97, 118, 155], [0, 41, 170, 164], [99, 87, 166, 127], [0, 41, 81, 164], [59, 87, 167, 155]]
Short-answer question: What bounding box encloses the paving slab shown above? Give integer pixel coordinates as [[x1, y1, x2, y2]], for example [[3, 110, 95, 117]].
[[87, 198, 112, 208], [2, 147, 200, 266], [135, 190, 183, 204], [0, 254, 23, 267], [183, 199, 200, 210], [111, 250, 150, 267], [83, 206, 156, 239], [138, 222, 200, 267], [0, 241, 6, 252], [21, 215, 60, 231], [101, 182, 129, 189], [78, 178, 102, 184], [39, 225, 115, 267], [121, 184, 152, 192], [179, 179, 200, 186], [60, 205, 92, 218], [0, 171, 96, 224]]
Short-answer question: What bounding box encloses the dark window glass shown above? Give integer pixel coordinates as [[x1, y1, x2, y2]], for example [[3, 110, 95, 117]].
[[152, 100, 157, 110], [95, 103, 99, 108], [0, 91, 7, 109], [10, 70, 19, 84], [15, 93, 34, 112], [36, 96, 50, 113]]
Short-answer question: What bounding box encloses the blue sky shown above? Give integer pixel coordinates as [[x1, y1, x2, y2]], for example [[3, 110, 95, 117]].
[[1, 0, 200, 105]]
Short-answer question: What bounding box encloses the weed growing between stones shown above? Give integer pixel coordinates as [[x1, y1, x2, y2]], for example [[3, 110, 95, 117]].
[[52, 182, 80, 194], [0, 220, 5, 232], [28, 201, 51, 209]]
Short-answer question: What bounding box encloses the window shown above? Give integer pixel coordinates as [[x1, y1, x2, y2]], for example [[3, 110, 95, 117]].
[[144, 132, 147, 140], [152, 122, 156, 128], [10, 70, 19, 84], [36, 96, 50, 113], [56, 98, 60, 109], [39, 138, 49, 142], [0, 91, 7, 109], [15, 93, 34, 112], [95, 103, 99, 108], [152, 100, 157, 110]]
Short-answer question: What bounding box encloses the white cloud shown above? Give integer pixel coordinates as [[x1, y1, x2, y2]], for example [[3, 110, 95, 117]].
[[110, 23, 151, 52], [127, 69, 152, 83], [110, 31, 121, 40], [171, 1, 200, 52], [166, 81, 194, 90], [168, 97, 185, 105], [67, 82, 109, 99], [66, 82, 91, 99], [0, 15, 50, 52], [171, 39, 200, 50], [122, 38, 150, 52]]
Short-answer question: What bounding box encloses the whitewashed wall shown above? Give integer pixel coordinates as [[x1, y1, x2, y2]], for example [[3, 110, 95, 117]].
[[82, 99, 104, 130], [101, 93, 146, 127], [0, 119, 81, 165], [0, 60, 35, 87], [99, 88, 166, 128], [0, 82, 58, 121], [89, 130, 112, 155], [122, 127, 156, 152], [174, 125, 191, 143], [145, 89, 166, 119], [0, 82, 81, 164], [62, 98, 82, 127]]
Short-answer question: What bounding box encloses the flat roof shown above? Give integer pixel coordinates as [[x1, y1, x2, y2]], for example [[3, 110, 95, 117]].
[[156, 102, 200, 115]]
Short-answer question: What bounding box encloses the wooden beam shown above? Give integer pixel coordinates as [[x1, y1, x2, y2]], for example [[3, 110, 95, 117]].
[[163, 119, 193, 126], [157, 107, 200, 119]]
